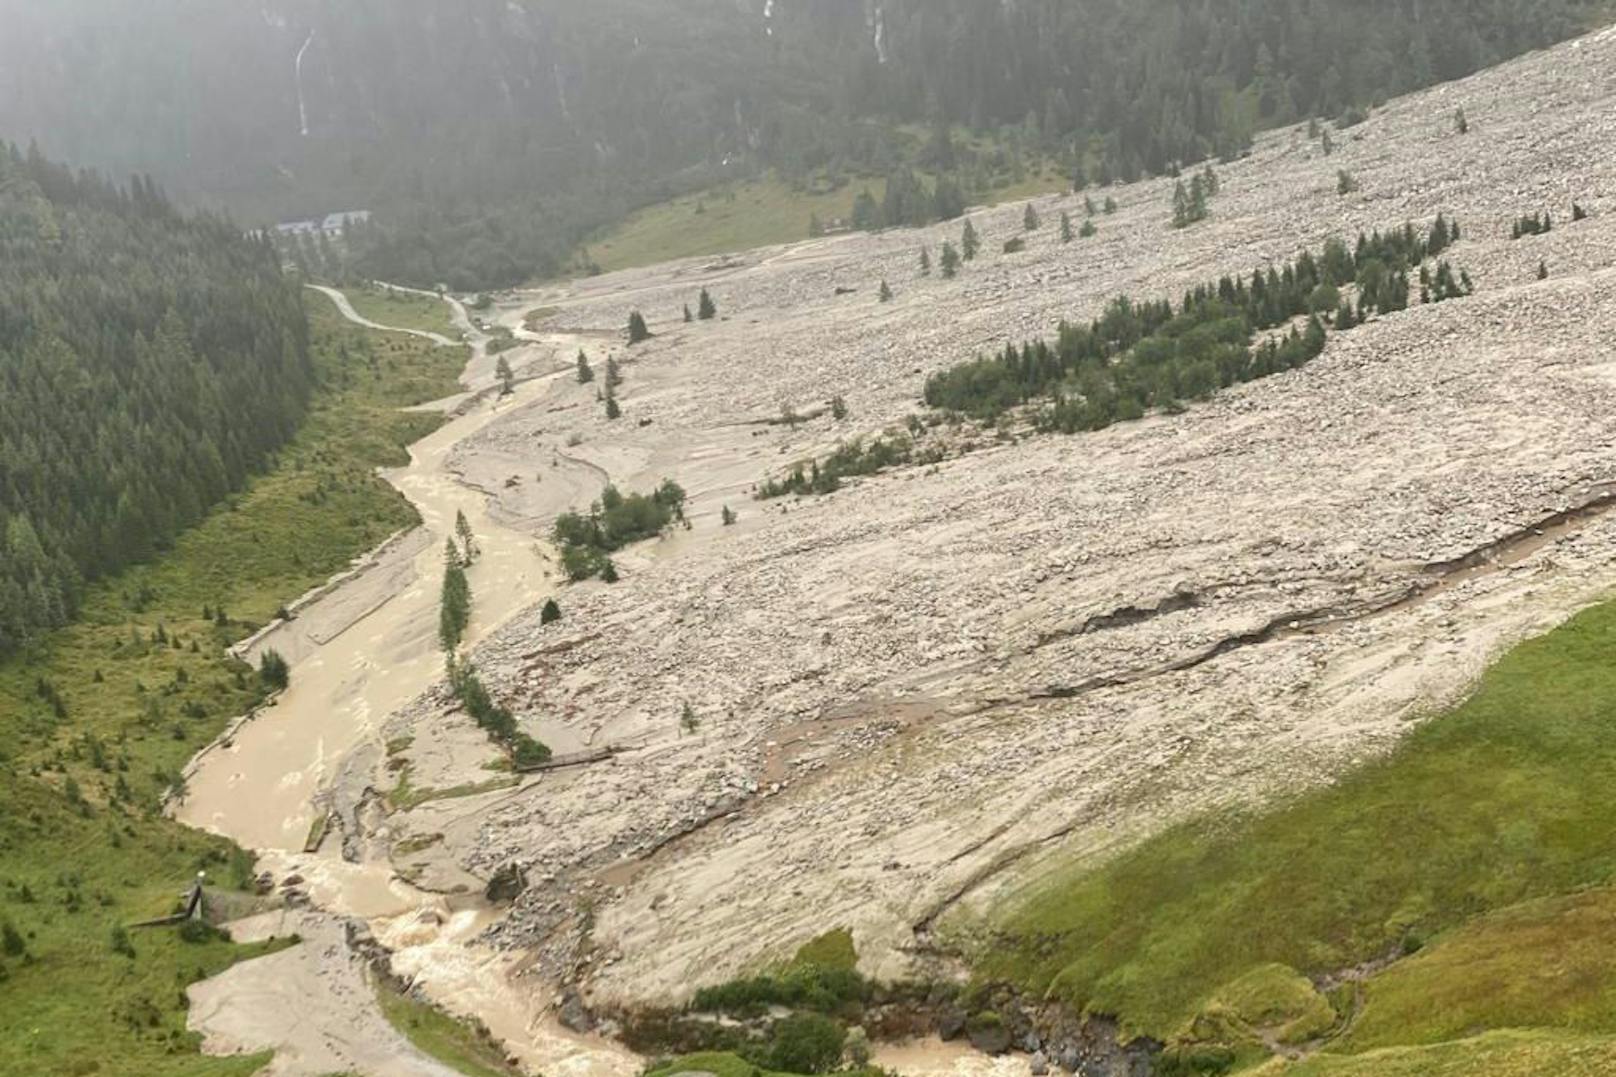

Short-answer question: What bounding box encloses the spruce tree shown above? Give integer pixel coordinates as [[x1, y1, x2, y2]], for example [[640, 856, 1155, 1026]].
[[961, 218, 979, 260], [600, 559, 619, 584], [1455, 106, 1469, 134], [920, 247, 932, 275], [540, 598, 561, 625], [1172, 180, 1191, 228], [1573, 202, 1588, 222], [940, 241, 960, 278], [495, 355, 515, 397], [455, 510, 477, 563], [879, 279, 893, 302], [683, 304, 693, 323], [1023, 202, 1040, 231], [698, 288, 717, 320], [259, 649, 290, 690], [606, 356, 622, 388], [576, 351, 594, 383], [627, 311, 652, 344], [721, 505, 737, 526], [1080, 219, 1097, 238], [605, 391, 622, 421], [1060, 211, 1074, 243], [1104, 196, 1118, 214], [1537, 260, 1549, 280]]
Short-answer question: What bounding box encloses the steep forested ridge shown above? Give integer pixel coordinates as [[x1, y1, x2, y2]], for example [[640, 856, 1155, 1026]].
[[0, 145, 311, 656], [0, 0, 1602, 288]]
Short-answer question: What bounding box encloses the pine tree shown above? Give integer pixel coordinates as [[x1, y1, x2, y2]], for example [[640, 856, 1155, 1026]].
[[495, 355, 514, 397], [600, 559, 619, 584], [920, 247, 932, 275], [576, 350, 594, 383], [698, 288, 717, 320], [683, 304, 693, 323], [1084, 195, 1097, 217], [1060, 211, 1074, 243], [1080, 218, 1097, 238], [606, 356, 622, 388], [258, 649, 290, 690], [721, 505, 737, 526], [1573, 202, 1589, 222], [605, 391, 622, 421], [879, 279, 893, 302], [627, 311, 652, 344], [540, 598, 562, 625], [1023, 202, 1040, 231], [1104, 197, 1118, 215], [1337, 170, 1358, 195], [940, 241, 960, 278], [1321, 130, 1335, 156], [852, 189, 881, 231], [1537, 260, 1549, 280], [961, 218, 979, 260], [455, 509, 477, 563], [1172, 180, 1191, 228], [1455, 106, 1469, 134], [680, 701, 700, 735]]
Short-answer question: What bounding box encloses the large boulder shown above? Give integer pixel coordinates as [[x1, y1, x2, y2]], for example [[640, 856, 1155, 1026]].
[[966, 1011, 1012, 1055], [485, 862, 527, 903]]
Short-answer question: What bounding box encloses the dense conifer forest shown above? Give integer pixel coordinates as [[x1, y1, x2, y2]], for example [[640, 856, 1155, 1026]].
[[0, 145, 311, 657], [0, 0, 1601, 288]]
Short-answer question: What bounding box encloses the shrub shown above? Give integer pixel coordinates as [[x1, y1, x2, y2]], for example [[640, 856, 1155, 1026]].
[[512, 734, 552, 769], [759, 1013, 845, 1074]]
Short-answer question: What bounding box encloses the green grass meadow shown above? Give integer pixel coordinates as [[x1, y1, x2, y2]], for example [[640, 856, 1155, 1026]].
[[974, 598, 1616, 1069], [0, 299, 464, 1075]]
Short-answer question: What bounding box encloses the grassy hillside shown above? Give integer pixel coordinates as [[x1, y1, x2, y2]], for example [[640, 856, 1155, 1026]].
[[577, 163, 1070, 277], [341, 285, 461, 340], [973, 597, 1616, 1069], [0, 302, 464, 1076]]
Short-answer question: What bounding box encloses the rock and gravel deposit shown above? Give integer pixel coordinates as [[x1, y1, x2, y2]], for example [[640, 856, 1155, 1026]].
[[378, 24, 1616, 1018]]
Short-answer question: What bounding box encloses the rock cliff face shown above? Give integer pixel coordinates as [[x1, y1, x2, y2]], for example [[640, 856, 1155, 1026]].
[[379, 21, 1616, 1017]]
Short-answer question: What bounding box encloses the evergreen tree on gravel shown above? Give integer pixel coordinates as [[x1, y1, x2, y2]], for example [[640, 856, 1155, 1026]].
[[628, 310, 652, 344]]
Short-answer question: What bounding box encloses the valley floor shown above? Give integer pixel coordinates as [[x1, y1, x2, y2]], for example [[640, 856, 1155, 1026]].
[[112, 17, 1616, 1077]]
